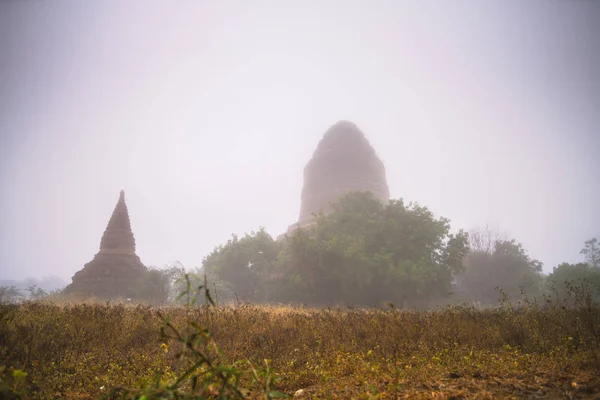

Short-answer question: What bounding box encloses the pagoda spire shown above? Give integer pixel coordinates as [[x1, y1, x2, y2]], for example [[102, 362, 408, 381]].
[[64, 189, 147, 299], [98, 190, 136, 255]]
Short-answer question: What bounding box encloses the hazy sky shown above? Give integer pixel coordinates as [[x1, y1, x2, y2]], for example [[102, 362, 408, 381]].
[[1, 1, 598, 282]]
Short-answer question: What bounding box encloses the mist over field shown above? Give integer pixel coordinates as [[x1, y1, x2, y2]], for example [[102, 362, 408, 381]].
[[1, 2, 600, 398], [1, 1, 598, 288]]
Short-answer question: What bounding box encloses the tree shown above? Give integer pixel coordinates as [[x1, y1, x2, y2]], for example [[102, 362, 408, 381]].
[[26, 285, 48, 300], [468, 225, 508, 254], [134, 264, 186, 305], [581, 238, 600, 269], [275, 192, 469, 307], [0, 286, 22, 303], [202, 228, 281, 303], [546, 262, 600, 305], [455, 230, 543, 305], [544, 238, 600, 305]]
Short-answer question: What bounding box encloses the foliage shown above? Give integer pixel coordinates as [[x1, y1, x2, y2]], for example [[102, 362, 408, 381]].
[[108, 275, 284, 399], [25, 285, 48, 301], [456, 229, 544, 305], [133, 265, 186, 305], [546, 262, 600, 306], [1, 289, 599, 399], [581, 237, 600, 269], [198, 192, 469, 307], [202, 228, 281, 303], [542, 238, 600, 306], [0, 286, 22, 303], [275, 192, 469, 307]]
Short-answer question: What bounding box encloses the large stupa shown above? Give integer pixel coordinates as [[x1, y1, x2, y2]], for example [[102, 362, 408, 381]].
[[283, 121, 390, 236], [63, 190, 147, 299]]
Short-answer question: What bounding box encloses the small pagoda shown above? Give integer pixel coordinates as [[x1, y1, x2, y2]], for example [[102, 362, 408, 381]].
[[63, 190, 147, 299]]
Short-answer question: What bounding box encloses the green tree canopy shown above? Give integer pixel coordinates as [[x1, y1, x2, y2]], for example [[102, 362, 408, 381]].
[[202, 228, 281, 303], [545, 238, 600, 305], [275, 192, 469, 307], [455, 229, 543, 305], [546, 262, 600, 305], [580, 238, 600, 269], [133, 264, 186, 305]]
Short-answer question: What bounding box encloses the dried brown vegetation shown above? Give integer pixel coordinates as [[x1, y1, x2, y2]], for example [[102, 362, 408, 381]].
[[1, 299, 600, 399]]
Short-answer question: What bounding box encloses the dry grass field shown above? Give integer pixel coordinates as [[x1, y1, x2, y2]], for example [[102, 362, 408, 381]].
[[1, 299, 600, 399]]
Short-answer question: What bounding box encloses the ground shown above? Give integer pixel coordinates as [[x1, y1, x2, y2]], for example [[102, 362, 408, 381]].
[[1, 301, 599, 399]]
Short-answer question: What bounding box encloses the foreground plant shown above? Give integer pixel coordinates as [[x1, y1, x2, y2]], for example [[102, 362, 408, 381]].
[[107, 274, 287, 400]]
